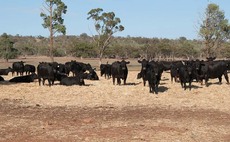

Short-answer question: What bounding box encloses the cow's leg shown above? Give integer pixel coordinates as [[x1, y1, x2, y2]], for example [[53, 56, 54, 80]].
[[184, 82, 186, 90], [180, 82, 184, 88], [51, 79, 55, 85], [123, 78, 126, 85], [223, 72, 229, 84], [47, 79, 51, 87], [117, 78, 121, 85], [112, 77, 115, 85], [189, 81, 192, 90], [38, 78, 41, 86], [149, 85, 152, 93], [42, 79, 46, 85], [155, 84, 158, 94], [152, 85, 155, 94], [200, 78, 204, 85], [205, 75, 209, 87], [175, 77, 177, 83], [218, 76, 222, 84]]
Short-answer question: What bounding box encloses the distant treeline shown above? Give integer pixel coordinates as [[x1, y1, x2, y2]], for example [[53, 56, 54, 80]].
[[0, 33, 230, 60]]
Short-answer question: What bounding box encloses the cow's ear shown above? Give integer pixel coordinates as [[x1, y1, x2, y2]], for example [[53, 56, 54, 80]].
[[138, 60, 142, 63], [126, 61, 130, 64]]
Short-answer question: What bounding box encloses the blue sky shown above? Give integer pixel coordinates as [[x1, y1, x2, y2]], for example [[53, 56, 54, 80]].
[[0, 0, 229, 39]]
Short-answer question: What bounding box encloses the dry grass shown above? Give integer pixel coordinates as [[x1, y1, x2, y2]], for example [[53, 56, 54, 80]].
[[0, 66, 230, 112], [1, 56, 230, 141]]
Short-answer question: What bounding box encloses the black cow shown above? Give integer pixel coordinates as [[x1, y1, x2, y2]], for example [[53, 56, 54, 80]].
[[0, 76, 4, 81], [24, 64, 36, 75], [178, 65, 193, 90], [170, 61, 185, 83], [60, 74, 85, 86], [12, 61, 24, 76], [146, 61, 164, 94], [55, 72, 68, 81], [87, 68, 99, 80], [57, 63, 66, 74], [137, 59, 149, 86], [0, 67, 12, 75], [111, 60, 130, 85], [170, 64, 179, 83], [199, 60, 229, 86], [146, 66, 158, 94], [160, 61, 172, 71], [9, 73, 38, 83], [100, 63, 111, 79], [65, 60, 93, 76], [37, 62, 56, 86], [64, 61, 72, 76], [226, 60, 230, 71]]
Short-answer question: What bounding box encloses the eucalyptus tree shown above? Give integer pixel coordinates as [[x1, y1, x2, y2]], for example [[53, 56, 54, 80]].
[[0, 33, 18, 62], [40, 0, 67, 61], [199, 3, 230, 57], [87, 8, 124, 65]]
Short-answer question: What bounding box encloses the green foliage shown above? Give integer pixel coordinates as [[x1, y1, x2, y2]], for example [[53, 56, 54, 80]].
[[174, 37, 199, 58], [219, 43, 230, 58], [2, 33, 230, 60], [20, 46, 37, 55], [70, 41, 97, 58], [40, 0, 67, 61], [40, 0, 67, 35], [87, 8, 124, 62], [199, 3, 230, 57], [0, 33, 19, 61], [53, 48, 66, 57]]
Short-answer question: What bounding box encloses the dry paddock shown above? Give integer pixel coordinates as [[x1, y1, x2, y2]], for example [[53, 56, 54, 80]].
[[0, 56, 230, 141]]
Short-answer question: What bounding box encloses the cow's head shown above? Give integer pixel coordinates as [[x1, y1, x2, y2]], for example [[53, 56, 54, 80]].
[[138, 59, 148, 71], [187, 65, 193, 75], [120, 60, 130, 70]]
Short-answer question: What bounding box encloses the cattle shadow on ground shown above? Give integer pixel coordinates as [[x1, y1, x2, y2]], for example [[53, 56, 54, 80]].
[[0, 81, 16, 85], [0, 81, 37, 86], [205, 82, 228, 87], [190, 84, 203, 89], [158, 86, 169, 93], [54, 82, 91, 86], [124, 82, 142, 86]]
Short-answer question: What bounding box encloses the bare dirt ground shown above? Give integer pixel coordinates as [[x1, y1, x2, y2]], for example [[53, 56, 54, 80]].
[[0, 56, 230, 142]]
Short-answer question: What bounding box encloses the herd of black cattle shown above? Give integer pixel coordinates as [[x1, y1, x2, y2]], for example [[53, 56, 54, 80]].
[[0, 57, 229, 94]]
